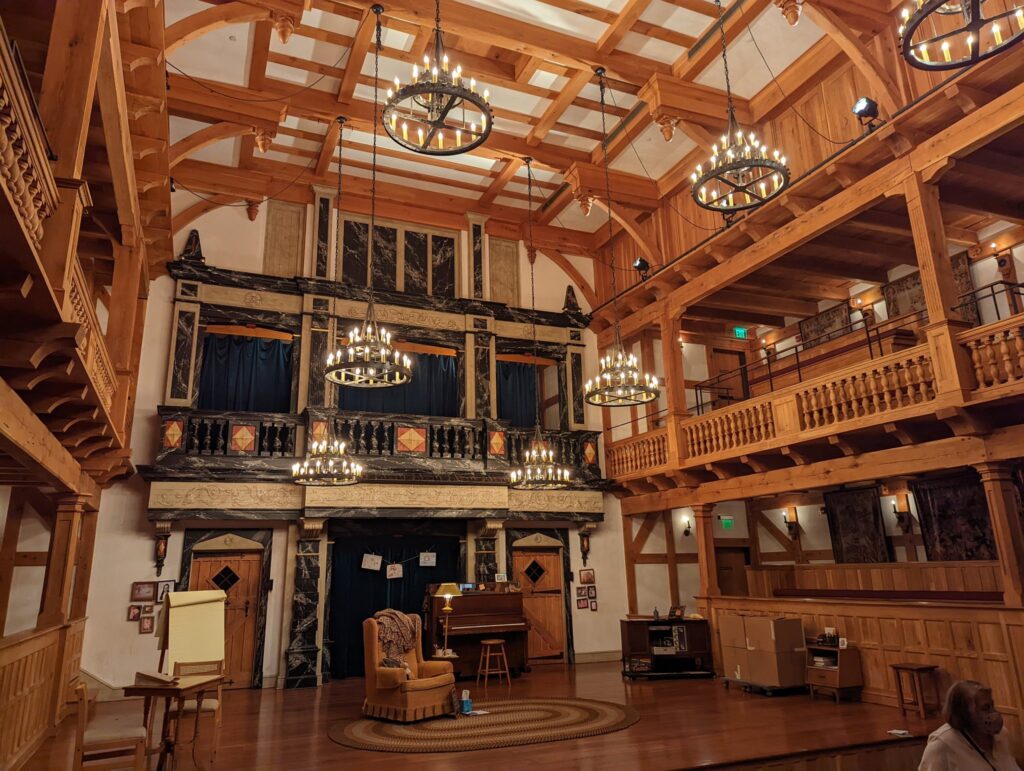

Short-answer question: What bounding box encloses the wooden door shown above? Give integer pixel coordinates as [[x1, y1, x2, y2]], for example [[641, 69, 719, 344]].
[[189, 552, 262, 688], [715, 548, 750, 597], [710, 348, 748, 405], [512, 549, 565, 660]]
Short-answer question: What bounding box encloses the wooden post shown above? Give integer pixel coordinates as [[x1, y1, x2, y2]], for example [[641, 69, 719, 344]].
[[106, 245, 144, 369], [661, 309, 689, 468], [975, 462, 1024, 608], [622, 513, 638, 616], [904, 174, 975, 398], [37, 494, 86, 628], [662, 510, 680, 606], [743, 501, 761, 568], [69, 510, 98, 620], [0, 490, 27, 633], [693, 503, 720, 598]]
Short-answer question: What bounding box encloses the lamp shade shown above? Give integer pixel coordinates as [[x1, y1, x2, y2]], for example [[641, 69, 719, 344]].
[[434, 582, 462, 598]]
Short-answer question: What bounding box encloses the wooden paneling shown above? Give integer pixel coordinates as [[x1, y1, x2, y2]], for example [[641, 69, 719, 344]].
[[0, 626, 61, 769], [708, 596, 1024, 756], [747, 562, 1004, 599]]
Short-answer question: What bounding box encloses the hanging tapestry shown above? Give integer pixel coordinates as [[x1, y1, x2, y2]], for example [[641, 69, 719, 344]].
[[799, 303, 852, 350], [911, 471, 996, 561], [823, 487, 892, 564], [882, 253, 978, 325]]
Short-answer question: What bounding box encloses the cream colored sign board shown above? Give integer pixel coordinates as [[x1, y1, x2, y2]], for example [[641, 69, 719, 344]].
[[160, 590, 226, 676]]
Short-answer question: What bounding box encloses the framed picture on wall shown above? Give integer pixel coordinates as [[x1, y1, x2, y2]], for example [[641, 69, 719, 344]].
[[589, 600, 598, 612], [576, 598, 589, 610], [156, 580, 175, 603], [142, 605, 154, 615], [576, 587, 587, 599], [587, 586, 597, 599], [139, 616, 155, 634], [127, 605, 141, 622], [130, 582, 156, 602], [579, 569, 595, 585]]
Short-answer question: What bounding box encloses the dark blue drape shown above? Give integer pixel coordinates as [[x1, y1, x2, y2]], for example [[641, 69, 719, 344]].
[[497, 361, 537, 428], [337, 352, 458, 417], [197, 333, 292, 413]]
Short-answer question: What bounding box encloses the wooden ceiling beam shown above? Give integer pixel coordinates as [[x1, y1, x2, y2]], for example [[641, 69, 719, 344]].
[[336, 7, 376, 104], [479, 157, 524, 208], [672, 0, 773, 80], [169, 121, 253, 169]]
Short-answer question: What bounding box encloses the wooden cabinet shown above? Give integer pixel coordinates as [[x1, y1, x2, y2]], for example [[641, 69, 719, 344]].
[[806, 643, 862, 702], [620, 618, 714, 680]]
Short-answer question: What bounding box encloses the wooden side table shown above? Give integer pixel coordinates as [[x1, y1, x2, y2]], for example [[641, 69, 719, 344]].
[[806, 643, 862, 702], [892, 663, 940, 718]]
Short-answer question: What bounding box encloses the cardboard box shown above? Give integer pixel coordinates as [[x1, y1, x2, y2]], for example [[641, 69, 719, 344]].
[[720, 645, 751, 682], [744, 616, 805, 653], [718, 613, 749, 649], [747, 650, 806, 688]]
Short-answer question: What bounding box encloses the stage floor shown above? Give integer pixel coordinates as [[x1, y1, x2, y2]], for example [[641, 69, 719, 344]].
[[29, 661, 936, 770]]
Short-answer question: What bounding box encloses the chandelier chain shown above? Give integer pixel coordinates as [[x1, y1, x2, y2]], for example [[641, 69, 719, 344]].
[[334, 117, 345, 278], [370, 9, 383, 308], [714, 0, 738, 131], [525, 157, 541, 432], [597, 70, 623, 351]]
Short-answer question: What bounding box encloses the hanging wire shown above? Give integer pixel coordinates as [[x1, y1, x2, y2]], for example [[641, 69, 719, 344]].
[[597, 69, 625, 351], [368, 8, 383, 307], [173, 149, 320, 207], [525, 157, 543, 433], [334, 116, 346, 273]]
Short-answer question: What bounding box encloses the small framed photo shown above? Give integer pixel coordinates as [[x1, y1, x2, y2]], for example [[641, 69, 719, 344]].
[[590, 600, 598, 612], [139, 616, 155, 634], [576, 586, 587, 599], [579, 568, 595, 585], [127, 605, 142, 622], [576, 598, 589, 610], [156, 580, 175, 603], [669, 605, 686, 619], [839, 637, 848, 649], [587, 586, 597, 599], [142, 605, 154, 615], [131, 581, 156, 603]]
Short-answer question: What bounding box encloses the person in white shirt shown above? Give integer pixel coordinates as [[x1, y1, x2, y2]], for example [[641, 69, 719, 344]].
[[919, 680, 1020, 770]]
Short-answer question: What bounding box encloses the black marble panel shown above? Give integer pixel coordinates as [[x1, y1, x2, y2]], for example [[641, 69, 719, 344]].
[[474, 332, 491, 419], [472, 318, 487, 330], [286, 539, 321, 688], [177, 528, 273, 688], [557, 359, 569, 431], [313, 298, 329, 311], [335, 316, 464, 350], [496, 338, 565, 360], [322, 546, 333, 682], [431, 234, 455, 299], [403, 230, 428, 296], [180, 282, 199, 298], [342, 220, 368, 287], [472, 223, 483, 299], [571, 351, 585, 424], [371, 225, 397, 292], [170, 310, 196, 401], [457, 350, 466, 419], [315, 196, 330, 278], [307, 326, 328, 408], [199, 304, 303, 334]]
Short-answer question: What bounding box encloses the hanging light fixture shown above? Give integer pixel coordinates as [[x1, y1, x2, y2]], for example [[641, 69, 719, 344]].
[[382, 0, 493, 156], [690, 0, 790, 221], [898, 1, 1023, 71], [292, 439, 364, 486], [583, 70, 660, 409], [510, 158, 571, 491], [326, 7, 412, 388]]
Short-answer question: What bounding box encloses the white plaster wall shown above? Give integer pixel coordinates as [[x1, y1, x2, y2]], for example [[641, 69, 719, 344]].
[[171, 192, 268, 273], [569, 496, 628, 657], [0, 489, 51, 637]]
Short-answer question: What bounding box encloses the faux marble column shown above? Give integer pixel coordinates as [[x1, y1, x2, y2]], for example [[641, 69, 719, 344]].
[[467, 214, 487, 299], [474, 331, 494, 419], [310, 185, 335, 280], [165, 299, 200, 406], [567, 345, 586, 430], [284, 536, 321, 688], [304, 306, 334, 409]]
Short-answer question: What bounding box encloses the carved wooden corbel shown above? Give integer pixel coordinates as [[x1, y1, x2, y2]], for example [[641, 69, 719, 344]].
[[271, 12, 296, 43], [298, 517, 326, 540], [246, 200, 260, 221], [253, 126, 276, 153], [775, 0, 803, 26], [154, 521, 172, 576], [655, 114, 679, 142]]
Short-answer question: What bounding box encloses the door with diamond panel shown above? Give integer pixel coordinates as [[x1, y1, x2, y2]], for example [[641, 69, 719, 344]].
[[189, 553, 262, 688], [512, 549, 565, 661]]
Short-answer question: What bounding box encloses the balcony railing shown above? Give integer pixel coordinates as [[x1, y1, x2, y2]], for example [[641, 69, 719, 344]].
[[158, 407, 301, 458], [65, 258, 117, 413], [960, 313, 1024, 393], [606, 427, 669, 479]]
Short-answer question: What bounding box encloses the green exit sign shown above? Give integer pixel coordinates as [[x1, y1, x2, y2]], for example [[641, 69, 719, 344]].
[[733, 327, 748, 340], [719, 516, 735, 530]]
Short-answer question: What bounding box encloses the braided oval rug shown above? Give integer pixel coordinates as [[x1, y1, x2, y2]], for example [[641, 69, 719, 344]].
[[328, 697, 640, 753]]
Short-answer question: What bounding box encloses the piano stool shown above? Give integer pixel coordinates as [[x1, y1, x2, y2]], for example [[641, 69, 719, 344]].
[[477, 639, 512, 693]]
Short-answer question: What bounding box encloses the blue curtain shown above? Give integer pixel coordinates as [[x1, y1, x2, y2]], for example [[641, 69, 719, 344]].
[[497, 361, 537, 428], [337, 352, 458, 417], [197, 333, 292, 413]]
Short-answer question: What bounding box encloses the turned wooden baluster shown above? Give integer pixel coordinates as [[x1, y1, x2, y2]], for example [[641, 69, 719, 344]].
[[982, 336, 1000, 385], [1013, 329, 1024, 380], [998, 332, 1015, 385], [867, 369, 882, 413], [969, 339, 987, 387]]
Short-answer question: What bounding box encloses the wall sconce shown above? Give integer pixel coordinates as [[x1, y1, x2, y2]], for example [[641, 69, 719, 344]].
[[681, 516, 692, 537], [783, 509, 799, 538], [578, 524, 595, 566], [892, 501, 913, 535]]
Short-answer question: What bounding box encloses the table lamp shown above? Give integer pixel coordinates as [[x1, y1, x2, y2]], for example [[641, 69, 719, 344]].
[[434, 583, 462, 654]]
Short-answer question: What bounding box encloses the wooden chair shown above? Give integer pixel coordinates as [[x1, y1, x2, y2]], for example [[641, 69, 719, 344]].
[[476, 638, 511, 693], [172, 660, 225, 764], [73, 683, 146, 771]]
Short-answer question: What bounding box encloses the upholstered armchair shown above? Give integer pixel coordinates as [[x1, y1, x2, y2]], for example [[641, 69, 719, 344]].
[[362, 615, 455, 722]]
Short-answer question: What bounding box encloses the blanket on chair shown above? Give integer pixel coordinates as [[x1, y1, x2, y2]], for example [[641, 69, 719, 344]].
[[374, 609, 419, 660]]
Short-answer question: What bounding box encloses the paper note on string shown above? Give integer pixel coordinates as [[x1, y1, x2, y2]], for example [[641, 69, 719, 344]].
[[419, 552, 436, 567], [386, 563, 403, 579], [361, 554, 382, 571]]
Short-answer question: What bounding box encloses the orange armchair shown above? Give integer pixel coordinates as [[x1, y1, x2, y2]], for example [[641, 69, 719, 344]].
[[362, 614, 456, 722]]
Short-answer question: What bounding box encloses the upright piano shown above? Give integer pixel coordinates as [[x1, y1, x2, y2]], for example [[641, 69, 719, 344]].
[[425, 585, 530, 678]]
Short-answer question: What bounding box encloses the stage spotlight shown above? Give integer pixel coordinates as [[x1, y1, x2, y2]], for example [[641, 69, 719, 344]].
[[852, 97, 879, 129], [633, 256, 650, 281]]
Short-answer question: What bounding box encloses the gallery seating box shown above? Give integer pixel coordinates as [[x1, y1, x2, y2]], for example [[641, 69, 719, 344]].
[[717, 613, 807, 688], [744, 616, 806, 654]]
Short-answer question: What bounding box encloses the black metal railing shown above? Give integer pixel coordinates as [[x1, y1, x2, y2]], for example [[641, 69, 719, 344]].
[[955, 280, 1024, 324]]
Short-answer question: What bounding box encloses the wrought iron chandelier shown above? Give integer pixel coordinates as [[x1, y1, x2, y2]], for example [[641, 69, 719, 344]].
[[583, 70, 660, 409], [292, 440, 363, 486], [690, 0, 790, 220], [325, 8, 412, 389], [510, 158, 571, 491], [898, 1, 1023, 71], [382, 0, 492, 156]]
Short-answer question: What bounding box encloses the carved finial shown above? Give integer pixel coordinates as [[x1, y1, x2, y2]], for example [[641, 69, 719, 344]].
[[253, 127, 275, 153], [271, 12, 296, 43], [246, 200, 260, 221], [575, 191, 595, 217], [655, 115, 679, 142], [774, 0, 803, 25], [526, 246, 537, 264]]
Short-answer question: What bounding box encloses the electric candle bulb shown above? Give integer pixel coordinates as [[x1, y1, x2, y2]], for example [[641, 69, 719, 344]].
[[918, 43, 929, 62], [456, 129, 462, 146], [470, 78, 476, 92], [966, 34, 974, 52], [470, 122, 477, 135], [423, 54, 430, 67], [942, 40, 952, 61], [390, 112, 397, 130], [413, 64, 419, 79], [402, 122, 409, 141], [418, 127, 425, 145], [1017, 8, 1024, 30], [992, 23, 1003, 45], [394, 76, 400, 89], [438, 131, 444, 149], [387, 88, 393, 99], [483, 89, 490, 103], [432, 66, 438, 83], [443, 54, 449, 72]]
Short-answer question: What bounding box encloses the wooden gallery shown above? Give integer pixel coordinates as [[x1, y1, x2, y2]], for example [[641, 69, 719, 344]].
[[0, 0, 1022, 769]]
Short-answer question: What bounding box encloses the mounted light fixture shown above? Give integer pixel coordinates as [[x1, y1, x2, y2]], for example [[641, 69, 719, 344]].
[[633, 256, 651, 281], [510, 158, 571, 491], [325, 9, 412, 389], [382, 0, 493, 156], [690, 0, 790, 222], [852, 96, 880, 129], [898, 1, 1024, 71], [292, 440, 363, 486], [583, 69, 660, 409]]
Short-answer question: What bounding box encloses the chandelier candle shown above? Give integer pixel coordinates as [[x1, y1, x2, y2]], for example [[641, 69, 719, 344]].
[[898, 0, 1024, 71]]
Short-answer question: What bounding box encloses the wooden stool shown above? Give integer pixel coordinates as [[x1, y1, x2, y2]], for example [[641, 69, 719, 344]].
[[477, 638, 511, 693], [892, 663, 940, 718]]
